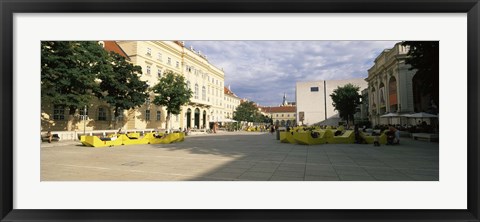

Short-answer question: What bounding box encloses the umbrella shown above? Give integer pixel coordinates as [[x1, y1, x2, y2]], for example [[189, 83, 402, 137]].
[[380, 113, 400, 125], [380, 113, 400, 118], [407, 112, 438, 118], [405, 112, 438, 126], [222, 118, 237, 123]]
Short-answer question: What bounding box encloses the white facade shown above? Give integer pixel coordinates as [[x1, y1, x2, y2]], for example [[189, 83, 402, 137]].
[[224, 87, 241, 120], [117, 41, 225, 130], [295, 79, 368, 126], [365, 42, 416, 126]]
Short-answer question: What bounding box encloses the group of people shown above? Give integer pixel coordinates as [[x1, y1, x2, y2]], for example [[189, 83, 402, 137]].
[[354, 124, 400, 146]]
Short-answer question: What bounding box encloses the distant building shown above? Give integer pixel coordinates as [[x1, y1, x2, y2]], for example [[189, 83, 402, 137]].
[[224, 86, 241, 119], [260, 94, 296, 126], [261, 106, 296, 127], [295, 79, 368, 126]]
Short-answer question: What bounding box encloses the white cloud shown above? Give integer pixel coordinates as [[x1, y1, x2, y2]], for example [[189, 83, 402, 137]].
[[187, 40, 398, 106]]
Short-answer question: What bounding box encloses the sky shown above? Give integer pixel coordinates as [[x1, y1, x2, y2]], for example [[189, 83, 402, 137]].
[[187, 41, 399, 107]]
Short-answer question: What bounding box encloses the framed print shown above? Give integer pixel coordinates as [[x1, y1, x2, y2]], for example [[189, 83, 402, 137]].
[[1, 0, 479, 221]]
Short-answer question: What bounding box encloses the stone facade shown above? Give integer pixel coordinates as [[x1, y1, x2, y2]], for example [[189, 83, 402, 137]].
[[365, 42, 417, 126]]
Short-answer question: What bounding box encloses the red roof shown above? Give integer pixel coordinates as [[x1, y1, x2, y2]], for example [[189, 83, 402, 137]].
[[261, 106, 296, 113], [224, 87, 239, 98], [103, 41, 130, 60]]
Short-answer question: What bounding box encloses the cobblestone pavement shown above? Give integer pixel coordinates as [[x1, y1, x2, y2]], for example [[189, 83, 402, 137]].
[[41, 132, 439, 181]]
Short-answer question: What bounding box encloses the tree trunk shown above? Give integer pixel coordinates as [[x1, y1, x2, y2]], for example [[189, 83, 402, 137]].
[[165, 112, 170, 131], [67, 106, 76, 131]]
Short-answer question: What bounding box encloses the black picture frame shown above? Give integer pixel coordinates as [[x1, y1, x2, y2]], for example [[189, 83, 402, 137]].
[[1, 0, 479, 221]]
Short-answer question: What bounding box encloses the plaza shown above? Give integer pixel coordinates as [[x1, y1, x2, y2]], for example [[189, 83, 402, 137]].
[[41, 132, 439, 181]]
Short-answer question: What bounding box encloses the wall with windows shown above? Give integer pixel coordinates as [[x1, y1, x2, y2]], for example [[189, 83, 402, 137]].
[[117, 41, 225, 130], [42, 41, 227, 132], [41, 97, 130, 132], [366, 42, 417, 126]]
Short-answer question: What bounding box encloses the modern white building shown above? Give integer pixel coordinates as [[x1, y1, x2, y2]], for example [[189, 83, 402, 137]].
[[295, 79, 368, 126]]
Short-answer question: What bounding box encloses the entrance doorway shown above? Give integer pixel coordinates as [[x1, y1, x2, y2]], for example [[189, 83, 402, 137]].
[[202, 111, 207, 129], [194, 108, 200, 129], [186, 108, 192, 129]]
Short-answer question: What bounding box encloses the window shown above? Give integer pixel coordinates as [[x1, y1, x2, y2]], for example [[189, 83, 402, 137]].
[[276, 114, 279, 117], [282, 114, 284, 117], [53, 105, 65, 120], [311, 87, 319, 92], [98, 107, 107, 121], [157, 52, 162, 61], [202, 86, 206, 101], [156, 111, 161, 121], [167, 57, 171, 65], [157, 68, 162, 78], [287, 114, 290, 117], [146, 48, 151, 56], [195, 84, 199, 99], [145, 110, 150, 121], [187, 81, 191, 90], [146, 65, 151, 75], [176, 61, 179, 68]]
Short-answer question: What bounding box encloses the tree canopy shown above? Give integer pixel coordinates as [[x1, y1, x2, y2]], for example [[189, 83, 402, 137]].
[[97, 52, 149, 119], [402, 41, 439, 107], [330, 83, 362, 125], [151, 70, 193, 130], [41, 41, 150, 130], [233, 101, 259, 122], [41, 41, 108, 114]]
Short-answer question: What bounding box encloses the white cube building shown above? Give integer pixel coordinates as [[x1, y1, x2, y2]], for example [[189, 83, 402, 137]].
[[295, 79, 368, 126]]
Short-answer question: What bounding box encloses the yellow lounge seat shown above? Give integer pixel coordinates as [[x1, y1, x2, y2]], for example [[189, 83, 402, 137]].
[[81, 135, 123, 147], [360, 132, 387, 144], [293, 130, 327, 145], [329, 130, 355, 144]]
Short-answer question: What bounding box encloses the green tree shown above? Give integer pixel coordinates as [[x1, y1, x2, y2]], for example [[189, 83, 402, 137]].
[[402, 41, 439, 111], [97, 52, 149, 128], [151, 71, 193, 130], [41, 41, 110, 130], [330, 83, 362, 126], [233, 101, 258, 122]]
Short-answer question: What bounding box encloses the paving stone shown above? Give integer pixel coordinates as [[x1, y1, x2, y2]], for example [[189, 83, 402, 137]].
[[304, 175, 340, 181], [338, 174, 376, 181], [269, 176, 304, 181], [41, 133, 438, 181]]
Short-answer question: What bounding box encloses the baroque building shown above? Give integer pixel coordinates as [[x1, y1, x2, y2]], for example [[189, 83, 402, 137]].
[[365, 42, 416, 126], [41, 41, 228, 132]]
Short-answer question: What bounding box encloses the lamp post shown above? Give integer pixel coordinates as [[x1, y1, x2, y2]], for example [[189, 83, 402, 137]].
[[83, 105, 87, 135]]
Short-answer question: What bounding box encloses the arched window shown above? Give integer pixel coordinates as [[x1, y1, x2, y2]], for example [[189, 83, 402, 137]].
[[195, 84, 199, 99], [202, 86, 206, 101]]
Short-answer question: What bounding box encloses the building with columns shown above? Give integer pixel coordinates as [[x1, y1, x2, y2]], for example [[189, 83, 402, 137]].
[[41, 41, 229, 132], [116, 41, 225, 130], [365, 42, 416, 126]]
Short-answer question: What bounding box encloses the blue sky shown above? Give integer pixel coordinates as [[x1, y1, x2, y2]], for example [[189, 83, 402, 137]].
[[187, 41, 399, 107]]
